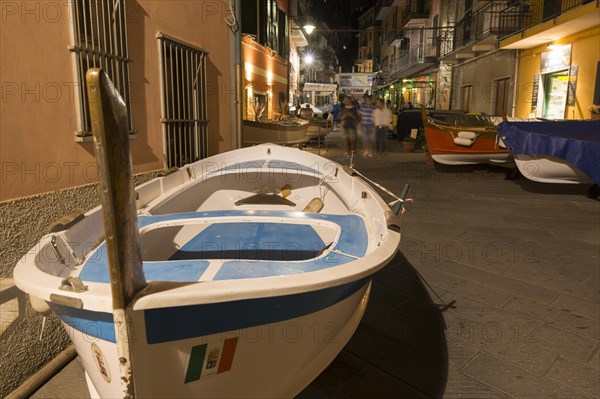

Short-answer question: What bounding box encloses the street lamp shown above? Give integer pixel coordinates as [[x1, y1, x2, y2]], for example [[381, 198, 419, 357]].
[[303, 23, 316, 35]]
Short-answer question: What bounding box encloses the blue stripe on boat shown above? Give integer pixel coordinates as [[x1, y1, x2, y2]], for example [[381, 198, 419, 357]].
[[144, 278, 370, 344], [49, 303, 116, 342], [49, 278, 369, 344]]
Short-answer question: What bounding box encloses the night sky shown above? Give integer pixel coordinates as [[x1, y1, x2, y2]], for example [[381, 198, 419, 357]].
[[314, 0, 377, 28], [310, 0, 379, 70]]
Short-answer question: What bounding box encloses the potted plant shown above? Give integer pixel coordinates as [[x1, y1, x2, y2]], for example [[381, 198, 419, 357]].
[[590, 104, 600, 120], [402, 136, 417, 152]]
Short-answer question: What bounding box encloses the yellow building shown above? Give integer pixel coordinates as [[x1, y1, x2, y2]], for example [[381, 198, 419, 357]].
[[499, 0, 600, 119]]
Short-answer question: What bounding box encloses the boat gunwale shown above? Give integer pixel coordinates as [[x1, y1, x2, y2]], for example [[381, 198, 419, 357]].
[[13, 231, 399, 313], [13, 145, 401, 313]]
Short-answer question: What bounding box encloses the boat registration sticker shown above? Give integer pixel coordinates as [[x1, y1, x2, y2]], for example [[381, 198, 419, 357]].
[[184, 337, 238, 383], [91, 343, 111, 383]]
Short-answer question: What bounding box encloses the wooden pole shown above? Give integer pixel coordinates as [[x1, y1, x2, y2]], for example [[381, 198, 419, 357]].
[[86, 68, 147, 399]]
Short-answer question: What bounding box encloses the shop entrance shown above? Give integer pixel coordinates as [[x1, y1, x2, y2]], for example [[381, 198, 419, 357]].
[[542, 70, 568, 119]]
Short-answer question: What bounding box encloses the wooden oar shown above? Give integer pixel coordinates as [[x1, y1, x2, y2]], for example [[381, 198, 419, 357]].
[[87, 68, 147, 399]]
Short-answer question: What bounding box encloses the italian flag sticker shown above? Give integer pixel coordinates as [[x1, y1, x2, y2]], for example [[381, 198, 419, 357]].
[[184, 337, 238, 383]]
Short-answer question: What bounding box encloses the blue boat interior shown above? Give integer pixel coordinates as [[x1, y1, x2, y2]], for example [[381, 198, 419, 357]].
[[78, 210, 368, 284]]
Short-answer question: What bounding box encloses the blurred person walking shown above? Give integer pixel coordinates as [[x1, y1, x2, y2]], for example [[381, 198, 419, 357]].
[[340, 96, 360, 157], [373, 98, 393, 157], [360, 94, 375, 157]]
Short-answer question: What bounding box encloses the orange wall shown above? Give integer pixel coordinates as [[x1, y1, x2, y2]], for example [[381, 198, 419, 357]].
[[242, 36, 289, 119], [0, 1, 234, 201]]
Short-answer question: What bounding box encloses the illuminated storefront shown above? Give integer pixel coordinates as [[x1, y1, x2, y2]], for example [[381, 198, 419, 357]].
[[498, 0, 600, 120], [400, 75, 437, 109]]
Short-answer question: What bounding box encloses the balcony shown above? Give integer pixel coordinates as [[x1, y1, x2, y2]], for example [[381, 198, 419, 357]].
[[387, 30, 404, 46], [376, 0, 398, 20], [440, 1, 509, 62], [401, 0, 430, 26], [390, 39, 438, 79], [498, 0, 599, 48]]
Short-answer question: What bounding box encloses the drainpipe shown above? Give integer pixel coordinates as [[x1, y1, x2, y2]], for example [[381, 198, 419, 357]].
[[234, 0, 243, 148], [511, 49, 520, 118]]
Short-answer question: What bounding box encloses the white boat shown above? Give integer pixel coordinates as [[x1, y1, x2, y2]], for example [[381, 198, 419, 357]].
[[243, 119, 309, 146], [14, 70, 405, 398], [513, 154, 593, 184], [498, 120, 600, 185], [306, 120, 333, 140]]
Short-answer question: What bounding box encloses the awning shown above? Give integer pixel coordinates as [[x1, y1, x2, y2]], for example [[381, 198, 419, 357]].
[[302, 83, 337, 94]]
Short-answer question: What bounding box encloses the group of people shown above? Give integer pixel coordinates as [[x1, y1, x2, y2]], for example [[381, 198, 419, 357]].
[[336, 94, 394, 158]]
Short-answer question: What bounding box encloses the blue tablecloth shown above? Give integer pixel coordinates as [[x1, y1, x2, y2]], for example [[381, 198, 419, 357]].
[[498, 121, 600, 185]]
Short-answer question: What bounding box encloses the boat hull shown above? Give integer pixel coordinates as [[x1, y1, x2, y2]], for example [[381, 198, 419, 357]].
[[431, 152, 511, 165], [243, 120, 308, 146], [306, 122, 332, 140], [56, 281, 371, 398], [497, 120, 600, 185], [424, 124, 510, 165], [514, 154, 593, 184]]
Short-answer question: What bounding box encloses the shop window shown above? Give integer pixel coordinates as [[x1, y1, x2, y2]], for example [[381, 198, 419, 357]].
[[158, 35, 209, 168], [70, 0, 132, 138], [246, 88, 268, 121], [542, 70, 568, 119]]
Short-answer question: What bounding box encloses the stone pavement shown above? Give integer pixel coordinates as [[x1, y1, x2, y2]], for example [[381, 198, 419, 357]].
[[31, 131, 599, 398]]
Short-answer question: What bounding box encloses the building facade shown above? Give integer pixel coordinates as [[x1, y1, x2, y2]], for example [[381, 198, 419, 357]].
[[371, 0, 599, 117], [498, 0, 599, 119], [241, 0, 290, 122], [440, 0, 518, 114], [355, 6, 381, 73], [373, 0, 441, 110]]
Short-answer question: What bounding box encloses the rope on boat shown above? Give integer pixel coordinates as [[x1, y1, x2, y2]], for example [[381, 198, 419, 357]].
[[348, 167, 412, 213], [330, 249, 361, 260]]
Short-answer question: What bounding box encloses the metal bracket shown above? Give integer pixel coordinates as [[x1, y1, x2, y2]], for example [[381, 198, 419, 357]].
[[59, 277, 88, 293], [50, 236, 66, 265]]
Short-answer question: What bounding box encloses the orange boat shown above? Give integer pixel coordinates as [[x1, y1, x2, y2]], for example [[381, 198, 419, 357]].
[[420, 107, 510, 165]]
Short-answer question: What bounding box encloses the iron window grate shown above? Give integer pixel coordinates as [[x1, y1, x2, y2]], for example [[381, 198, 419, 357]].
[[158, 34, 209, 169], [70, 0, 133, 138]]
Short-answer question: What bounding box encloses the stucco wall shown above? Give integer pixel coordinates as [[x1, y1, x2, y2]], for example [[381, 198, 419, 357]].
[[451, 50, 517, 114], [0, 1, 234, 201]]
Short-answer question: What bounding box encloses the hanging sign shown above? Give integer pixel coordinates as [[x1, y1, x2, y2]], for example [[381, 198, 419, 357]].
[[531, 74, 540, 109], [567, 65, 578, 106], [541, 44, 572, 73]]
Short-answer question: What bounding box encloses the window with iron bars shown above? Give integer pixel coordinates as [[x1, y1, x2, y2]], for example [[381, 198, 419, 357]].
[[70, 0, 133, 139], [158, 34, 209, 169]]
